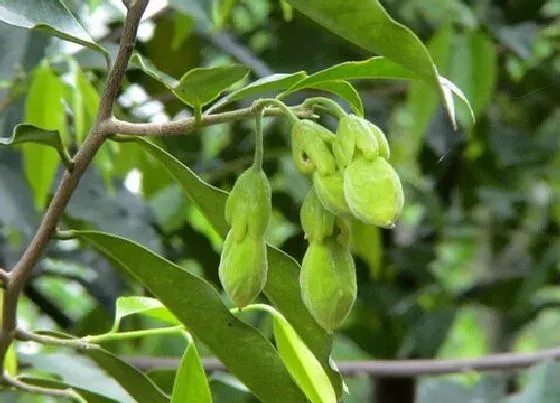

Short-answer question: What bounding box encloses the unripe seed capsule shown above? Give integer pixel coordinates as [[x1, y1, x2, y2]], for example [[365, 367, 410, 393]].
[[219, 231, 267, 308], [300, 189, 335, 242], [225, 165, 271, 240], [300, 239, 357, 333], [312, 171, 351, 217], [367, 122, 390, 160], [343, 156, 404, 228], [291, 120, 336, 175]]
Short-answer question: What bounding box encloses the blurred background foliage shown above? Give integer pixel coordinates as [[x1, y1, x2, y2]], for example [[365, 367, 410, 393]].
[[0, 0, 559, 401]]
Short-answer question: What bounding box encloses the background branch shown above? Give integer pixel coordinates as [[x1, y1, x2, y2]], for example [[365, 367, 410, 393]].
[[124, 347, 560, 377]]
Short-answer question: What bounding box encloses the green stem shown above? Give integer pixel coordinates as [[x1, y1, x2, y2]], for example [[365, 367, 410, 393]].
[[231, 304, 282, 321], [255, 98, 299, 124], [303, 97, 347, 119], [52, 229, 76, 240], [59, 148, 75, 172], [194, 106, 203, 125], [253, 108, 265, 168], [83, 325, 184, 343]]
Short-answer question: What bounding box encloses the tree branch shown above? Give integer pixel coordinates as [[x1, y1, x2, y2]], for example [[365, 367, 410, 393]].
[[104, 105, 315, 138], [123, 346, 560, 377], [0, 0, 150, 373]]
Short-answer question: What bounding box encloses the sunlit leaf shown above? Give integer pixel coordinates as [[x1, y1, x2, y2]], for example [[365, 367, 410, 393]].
[[244, 305, 337, 403], [171, 333, 212, 403], [23, 62, 67, 210], [112, 296, 180, 332]]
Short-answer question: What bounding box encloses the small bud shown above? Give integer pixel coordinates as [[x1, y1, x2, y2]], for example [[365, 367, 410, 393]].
[[300, 189, 335, 242], [312, 171, 351, 217], [343, 156, 404, 228], [367, 122, 390, 159], [300, 240, 357, 333], [219, 231, 267, 308], [225, 166, 271, 240], [291, 120, 336, 175]]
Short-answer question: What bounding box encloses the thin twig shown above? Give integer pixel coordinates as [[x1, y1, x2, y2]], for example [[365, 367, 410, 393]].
[[103, 104, 315, 137], [1, 375, 83, 402], [124, 347, 560, 377], [0, 0, 150, 374], [15, 329, 99, 350]]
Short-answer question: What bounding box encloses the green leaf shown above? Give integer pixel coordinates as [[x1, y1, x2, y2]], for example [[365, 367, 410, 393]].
[[130, 53, 179, 89], [23, 62, 67, 210], [284, 0, 472, 126], [282, 57, 416, 96], [449, 30, 497, 125], [172, 65, 249, 109], [112, 296, 180, 332], [246, 305, 337, 403], [0, 0, 107, 59], [211, 72, 307, 112], [213, 0, 238, 28], [171, 333, 212, 403], [304, 79, 363, 116], [284, 0, 438, 87], [0, 124, 70, 163], [71, 230, 307, 403], [125, 138, 343, 398], [130, 54, 249, 111], [280, 0, 294, 21], [132, 138, 230, 236]]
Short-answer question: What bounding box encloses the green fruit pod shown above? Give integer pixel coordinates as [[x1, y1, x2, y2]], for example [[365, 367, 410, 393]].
[[343, 156, 404, 228], [291, 119, 336, 175], [225, 165, 271, 240], [300, 240, 357, 333], [367, 122, 390, 160], [312, 171, 351, 217], [219, 231, 267, 308], [300, 189, 335, 242]]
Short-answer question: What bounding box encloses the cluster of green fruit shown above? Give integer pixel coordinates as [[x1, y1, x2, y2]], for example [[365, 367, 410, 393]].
[[218, 106, 404, 333]]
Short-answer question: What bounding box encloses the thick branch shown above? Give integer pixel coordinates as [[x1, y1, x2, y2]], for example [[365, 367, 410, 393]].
[[124, 346, 560, 376], [0, 0, 150, 373], [104, 105, 314, 137]]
